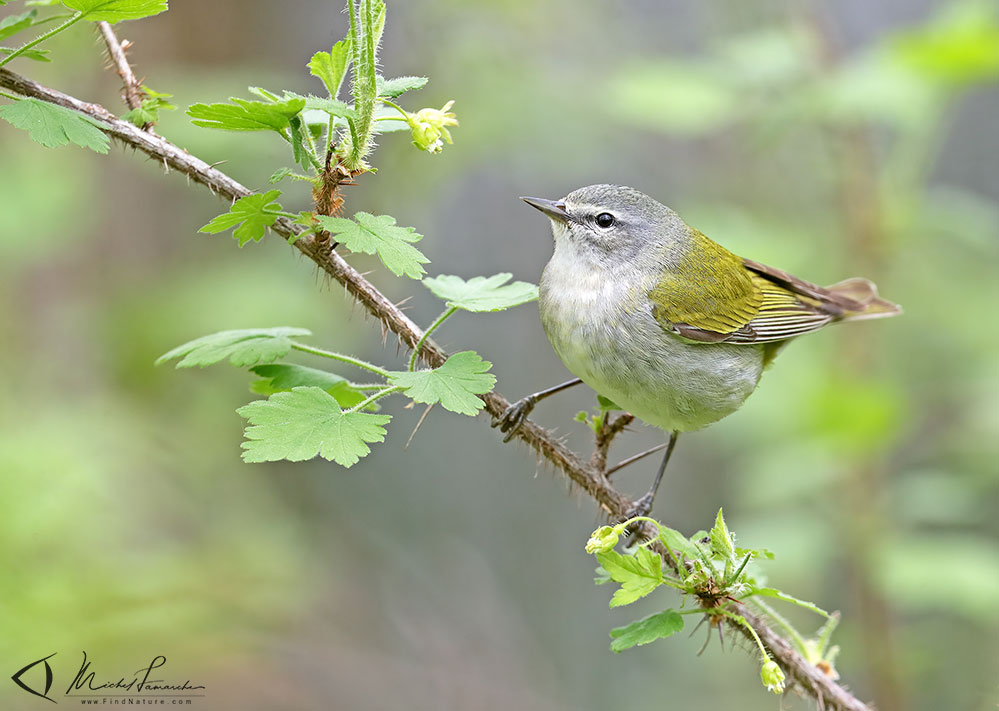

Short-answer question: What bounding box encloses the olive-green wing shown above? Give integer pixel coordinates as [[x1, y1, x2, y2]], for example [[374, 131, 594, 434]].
[[648, 230, 763, 342], [649, 233, 885, 344]]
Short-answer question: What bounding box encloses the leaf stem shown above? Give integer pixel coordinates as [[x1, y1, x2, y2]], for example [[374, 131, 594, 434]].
[[718, 609, 769, 660], [0, 89, 22, 101], [347, 384, 402, 413], [750, 597, 808, 656], [409, 306, 457, 370], [0, 11, 84, 69], [290, 342, 388, 376]]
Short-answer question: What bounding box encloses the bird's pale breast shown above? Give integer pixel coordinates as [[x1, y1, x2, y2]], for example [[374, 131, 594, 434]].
[[539, 255, 765, 433]]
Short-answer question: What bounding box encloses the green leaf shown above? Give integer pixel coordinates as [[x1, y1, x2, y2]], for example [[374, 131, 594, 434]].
[[388, 351, 495, 415], [237, 387, 391, 466], [315, 212, 429, 279], [199, 190, 283, 246], [249, 363, 368, 409], [187, 96, 305, 132], [287, 115, 310, 169], [709, 508, 736, 561], [596, 395, 619, 411], [0, 98, 109, 153], [61, 0, 167, 23], [736, 546, 775, 561], [121, 89, 175, 126], [156, 327, 310, 368], [749, 587, 829, 617], [422, 273, 539, 312], [596, 547, 664, 608], [659, 526, 701, 560], [0, 10, 37, 42], [309, 38, 351, 98], [609, 609, 684, 652], [376, 75, 428, 98], [302, 95, 355, 118], [0, 46, 49, 61]]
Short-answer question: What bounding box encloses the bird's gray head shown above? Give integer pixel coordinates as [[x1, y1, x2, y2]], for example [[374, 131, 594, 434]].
[[521, 184, 687, 267]]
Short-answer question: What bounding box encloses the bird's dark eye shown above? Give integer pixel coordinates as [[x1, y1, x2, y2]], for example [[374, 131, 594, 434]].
[[595, 212, 615, 228]]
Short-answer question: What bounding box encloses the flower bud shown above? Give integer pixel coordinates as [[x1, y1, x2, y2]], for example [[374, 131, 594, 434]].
[[760, 659, 786, 694], [585, 525, 620, 554], [406, 100, 458, 153]]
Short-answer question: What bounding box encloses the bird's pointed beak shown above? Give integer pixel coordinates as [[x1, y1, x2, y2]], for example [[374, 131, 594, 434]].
[[521, 196, 569, 224]]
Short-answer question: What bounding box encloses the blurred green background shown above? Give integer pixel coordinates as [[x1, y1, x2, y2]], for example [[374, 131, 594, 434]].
[[1, 0, 997, 709]]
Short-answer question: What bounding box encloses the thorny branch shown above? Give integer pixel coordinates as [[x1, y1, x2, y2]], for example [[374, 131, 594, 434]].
[[96, 22, 152, 132], [0, 59, 873, 711]]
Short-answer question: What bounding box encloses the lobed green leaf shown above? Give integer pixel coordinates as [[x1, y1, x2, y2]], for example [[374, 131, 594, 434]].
[[0, 98, 108, 153], [315, 212, 429, 279], [596, 547, 664, 608], [609, 609, 684, 652], [187, 96, 305, 132], [309, 38, 351, 98], [61, 0, 167, 23], [199, 190, 283, 246], [422, 273, 538, 312], [156, 327, 310, 369], [0, 10, 38, 42], [249, 363, 368, 409], [388, 351, 495, 416], [237, 386, 391, 466]]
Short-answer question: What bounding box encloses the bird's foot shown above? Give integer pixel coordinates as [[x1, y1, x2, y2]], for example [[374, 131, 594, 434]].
[[492, 395, 538, 442]]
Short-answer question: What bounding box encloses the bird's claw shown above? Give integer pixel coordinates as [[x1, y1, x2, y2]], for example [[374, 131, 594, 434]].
[[493, 396, 538, 442]]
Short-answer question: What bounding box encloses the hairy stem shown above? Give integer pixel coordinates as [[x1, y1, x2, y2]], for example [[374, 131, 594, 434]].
[[409, 306, 457, 371], [0, 12, 83, 69], [290, 342, 388, 377]]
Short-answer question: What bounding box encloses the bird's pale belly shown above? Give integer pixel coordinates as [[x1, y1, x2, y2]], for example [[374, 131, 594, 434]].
[[539, 278, 765, 433]]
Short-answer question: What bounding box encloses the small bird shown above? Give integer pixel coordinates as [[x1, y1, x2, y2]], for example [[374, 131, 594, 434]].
[[498, 184, 900, 516]]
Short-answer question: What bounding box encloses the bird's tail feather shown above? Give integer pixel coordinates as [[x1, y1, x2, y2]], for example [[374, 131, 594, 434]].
[[826, 277, 902, 321]]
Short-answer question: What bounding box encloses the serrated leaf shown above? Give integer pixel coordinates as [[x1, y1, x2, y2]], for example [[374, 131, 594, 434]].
[[187, 96, 305, 132], [0, 98, 109, 153], [0, 10, 37, 42], [121, 91, 175, 127], [0, 46, 49, 61], [302, 95, 354, 118], [376, 75, 428, 98], [659, 526, 701, 560], [199, 190, 283, 246], [287, 115, 310, 169], [609, 609, 684, 652], [309, 38, 351, 98], [249, 363, 368, 409], [61, 0, 167, 23], [238, 386, 391, 466], [269, 167, 294, 184], [749, 587, 829, 617], [156, 327, 310, 368], [709, 508, 736, 561], [422, 273, 539, 312], [315, 212, 429, 279], [388, 351, 495, 415], [596, 547, 664, 608], [736, 546, 776, 561]]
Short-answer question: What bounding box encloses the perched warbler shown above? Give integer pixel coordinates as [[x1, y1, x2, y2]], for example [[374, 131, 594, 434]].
[[497, 184, 900, 516]]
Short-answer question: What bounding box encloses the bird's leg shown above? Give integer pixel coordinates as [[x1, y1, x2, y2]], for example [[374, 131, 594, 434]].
[[625, 431, 679, 519], [492, 378, 583, 442]]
